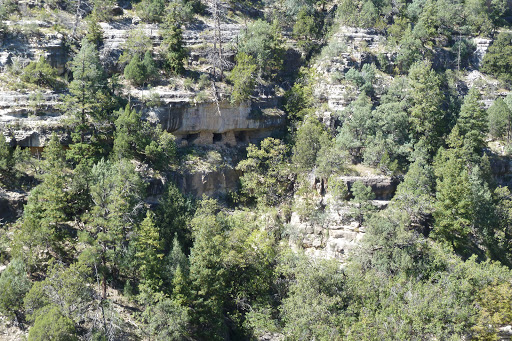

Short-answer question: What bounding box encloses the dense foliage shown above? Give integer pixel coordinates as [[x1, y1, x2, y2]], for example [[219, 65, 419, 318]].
[[1, 0, 512, 339]]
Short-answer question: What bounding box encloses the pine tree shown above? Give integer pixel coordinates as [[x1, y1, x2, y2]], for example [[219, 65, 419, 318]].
[[292, 118, 331, 172], [391, 159, 435, 226], [135, 211, 164, 291], [188, 199, 228, 340], [488, 97, 512, 141], [451, 88, 487, 153], [481, 32, 512, 83], [143, 50, 158, 81], [124, 54, 146, 86], [350, 180, 376, 225], [228, 52, 256, 104], [164, 236, 189, 289], [172, 265, 191, 306], [162, 24, 187, 74], [157, 182, 194, 252], [14, 134, 69, 270], [236, 138, 291, 205], [85, 15, 103, 46], [66, 38, 109, 141], [408, 60, 446, 154], [137, 0, 166, 22], [82, 159, 144, 299], [433, 148, 473, 252]]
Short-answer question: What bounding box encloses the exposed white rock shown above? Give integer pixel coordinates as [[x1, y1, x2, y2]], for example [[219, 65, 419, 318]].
[[473, 37, 492, 67], [289, 203, 367, 261]]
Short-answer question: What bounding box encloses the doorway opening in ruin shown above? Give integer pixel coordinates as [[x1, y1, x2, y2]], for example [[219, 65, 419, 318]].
[[234, 131, 247, 144], [213, 133, 222, 143], [185, 133, 200, 143]]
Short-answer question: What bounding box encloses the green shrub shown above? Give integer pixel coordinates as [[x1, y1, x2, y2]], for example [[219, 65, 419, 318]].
[[194, 91, 209, 104], [0, 259, 31, 319], [238, 20, 284, 79], [21, 56, 58, 88], [124, 51, 157, 86], [292, 8, 320, 54], [28, 305, 77, 341], [183, 78, 194, 90], [137, 0, 166, 22], [228, 53, 257, 104], [198, 73, 211, 90], [482, 32, 512, 84], [124, 54, 146, 86]]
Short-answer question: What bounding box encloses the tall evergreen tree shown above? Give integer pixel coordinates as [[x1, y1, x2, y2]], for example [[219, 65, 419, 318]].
[[450, 88, 487, 154], [488, 97, 512, 141], [433, 148, 473, 252], [81, 159, 144, 299], [135, 211, 164, 292], [14, 134, 69, 270], [66, 38, 110, 142], [162, 24, 187, 74], [391, 158, 435, 227], [188, 199, 228, 340], [407, 60, 445, 154]]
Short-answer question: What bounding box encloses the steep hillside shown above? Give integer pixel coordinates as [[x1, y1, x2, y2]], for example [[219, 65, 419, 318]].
[[2, 0, 512, 339]]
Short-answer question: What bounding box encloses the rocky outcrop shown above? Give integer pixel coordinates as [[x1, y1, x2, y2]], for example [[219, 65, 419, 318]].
[[473, 37, 492, 67], [0, 91, 62, 119], [313, 26, 390, 112], [499, 325, 512, 341], [1, 21, 67, 74], [340, 175, 401, 200], [147, 99, 286, 145], [0, 16, 285, 149], [291, 174, 399, 261], [0, 91, 285, 147], [313, 25, 500, 115], [0, 190, 27, 224], [289, 202, 366, 261], [99, 19, 242, 73], [0, 89, 68, 147]]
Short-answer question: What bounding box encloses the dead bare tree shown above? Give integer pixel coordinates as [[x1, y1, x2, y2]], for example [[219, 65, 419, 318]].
[[72, 0, 92, 38], [204, 0, 232, 114], [206, 0, 225, 80]]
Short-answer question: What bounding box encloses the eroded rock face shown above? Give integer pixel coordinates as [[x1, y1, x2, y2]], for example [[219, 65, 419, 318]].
[[289, 203, 366, 261], [0, 92, 285, 147], [1, 21, 67, 74], [290, 175, 399, 261], [147, 100, 286, 145], [99, 20, 241, 73], [473, 37, 492, 67], [313, 26, 390, 112], [178, 167, 240, 198]]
